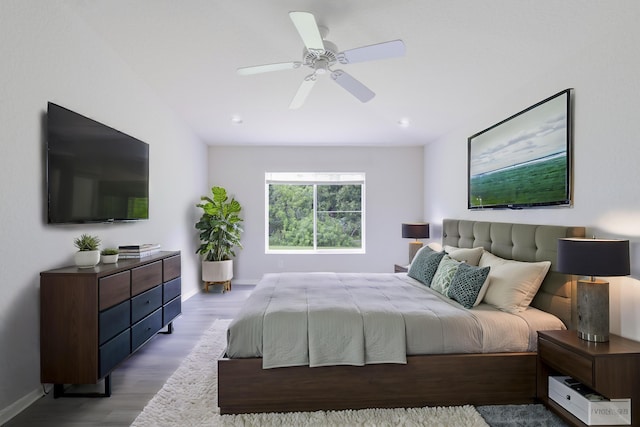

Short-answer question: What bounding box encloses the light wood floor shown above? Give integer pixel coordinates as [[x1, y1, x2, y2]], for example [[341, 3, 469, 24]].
[[5, 285, 255, 427]]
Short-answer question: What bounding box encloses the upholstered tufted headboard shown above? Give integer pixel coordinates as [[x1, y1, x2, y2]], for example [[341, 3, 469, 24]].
[[442, 219, 586, 329]]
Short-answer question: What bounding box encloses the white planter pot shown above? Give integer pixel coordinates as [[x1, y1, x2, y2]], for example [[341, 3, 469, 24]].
[[202, 259, 233, 282], [75, 250, 100, 268], [101, 254, 119, 264]]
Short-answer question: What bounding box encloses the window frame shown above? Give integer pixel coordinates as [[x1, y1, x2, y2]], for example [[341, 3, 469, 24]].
[[265, 172, 366, 254]]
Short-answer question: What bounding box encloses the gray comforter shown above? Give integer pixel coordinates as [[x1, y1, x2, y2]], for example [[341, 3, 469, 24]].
[[226, 272, 564, 369]]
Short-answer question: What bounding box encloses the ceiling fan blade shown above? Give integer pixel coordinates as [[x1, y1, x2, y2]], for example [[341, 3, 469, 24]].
[[289, 76, 317, 109], [289, 11, 324, 51], [331, 70, 375, 103], [237, 62, 301, 76], [340, 39, 406, 64]]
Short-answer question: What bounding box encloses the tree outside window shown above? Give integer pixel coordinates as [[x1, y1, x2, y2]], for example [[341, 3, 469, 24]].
[[266, 173, 365, 253]]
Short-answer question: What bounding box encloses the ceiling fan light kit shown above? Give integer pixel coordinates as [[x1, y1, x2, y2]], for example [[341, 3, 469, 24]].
[[237, 11, 405, 109]]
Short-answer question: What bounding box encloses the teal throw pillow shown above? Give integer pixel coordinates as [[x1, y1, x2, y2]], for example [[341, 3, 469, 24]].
[[448, 263, 491, 309], [408, 247, 445, 286], [430, 255, 461, 296]]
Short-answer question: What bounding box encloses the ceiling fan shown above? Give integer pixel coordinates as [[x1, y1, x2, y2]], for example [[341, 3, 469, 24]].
[[237, 11, 406, 109]]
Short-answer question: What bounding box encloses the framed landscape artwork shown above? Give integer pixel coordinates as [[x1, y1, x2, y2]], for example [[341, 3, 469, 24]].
[[467, 89, 572, 209]]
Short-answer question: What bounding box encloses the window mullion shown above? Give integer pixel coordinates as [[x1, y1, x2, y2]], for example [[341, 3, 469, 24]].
[[313, 184, 318, 250]]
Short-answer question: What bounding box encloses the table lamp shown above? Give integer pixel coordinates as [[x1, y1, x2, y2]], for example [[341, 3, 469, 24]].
[[557, 237, 630, 342], [402, 223, 429, 263]]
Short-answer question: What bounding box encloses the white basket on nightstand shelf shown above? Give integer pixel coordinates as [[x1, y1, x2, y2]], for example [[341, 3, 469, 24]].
[[549, 376, 631, 425]]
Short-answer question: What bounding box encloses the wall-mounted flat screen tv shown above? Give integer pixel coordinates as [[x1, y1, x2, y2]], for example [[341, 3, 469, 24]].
[[46, 102, 149, 224], [468, 89, 572, 209]]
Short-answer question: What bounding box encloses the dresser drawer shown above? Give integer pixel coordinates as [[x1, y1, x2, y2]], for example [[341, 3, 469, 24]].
[[131, 309, 162, 351], [99, 300, 130, 345], [131, 285, 162, 323], [539, 337, 593, 386], [163, 296, 181, 326], [163, 255, 181, 282], [131, 261, 162, 296], [163, 277, 181, 303], [99, 271, 130, 311], [99, 328, 130, 378]]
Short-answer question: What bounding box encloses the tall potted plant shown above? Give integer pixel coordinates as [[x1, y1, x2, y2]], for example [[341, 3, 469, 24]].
[[195, 186, 243, 290]]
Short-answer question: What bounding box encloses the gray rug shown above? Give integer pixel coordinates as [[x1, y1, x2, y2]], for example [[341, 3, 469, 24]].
[[477, 404, 569, 426]]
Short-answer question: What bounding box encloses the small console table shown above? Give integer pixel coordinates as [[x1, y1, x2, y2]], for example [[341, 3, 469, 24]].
[[40, 251, 181, 397]]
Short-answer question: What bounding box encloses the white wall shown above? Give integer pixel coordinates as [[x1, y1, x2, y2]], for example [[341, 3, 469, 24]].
[[0, 1, 208, 421], [207, 146, 424, 281], [423, 11, 640, 341]]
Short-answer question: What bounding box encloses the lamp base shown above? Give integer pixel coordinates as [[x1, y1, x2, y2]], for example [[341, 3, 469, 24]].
[[577, 279, 609, 342], [409, 241, 423, 263]]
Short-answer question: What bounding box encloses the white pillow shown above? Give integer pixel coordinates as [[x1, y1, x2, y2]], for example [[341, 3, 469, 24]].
[[479, 251, 551, 314], [472, 275, 491, 307], [427, 242, 443, 252], [444, 245, 484, 266]]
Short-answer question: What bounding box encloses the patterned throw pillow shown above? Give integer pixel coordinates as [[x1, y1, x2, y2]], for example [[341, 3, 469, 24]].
[[408, 247, 445, 286], [430, 255, 461, 296], [448, 263, 491, 309]]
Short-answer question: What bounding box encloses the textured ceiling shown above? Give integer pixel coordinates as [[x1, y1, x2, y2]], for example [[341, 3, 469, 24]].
[[66, 0, 618, 146]]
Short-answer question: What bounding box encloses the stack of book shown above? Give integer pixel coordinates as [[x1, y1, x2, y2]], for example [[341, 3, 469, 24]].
[[118, 244, 161, 259]]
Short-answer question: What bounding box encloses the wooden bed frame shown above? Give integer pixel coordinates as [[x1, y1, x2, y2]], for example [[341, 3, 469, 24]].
[[218, 219, 585, 414]]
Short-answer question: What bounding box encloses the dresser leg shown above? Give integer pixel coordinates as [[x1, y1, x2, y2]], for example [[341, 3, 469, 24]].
[[53, 384, 64, 398], [51, 375, 111, 398], [159, 322, 174, 334], [104, 374, 111, 397]]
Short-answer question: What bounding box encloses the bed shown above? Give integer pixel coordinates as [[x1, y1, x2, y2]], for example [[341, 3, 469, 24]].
[[218, 219, 586, 414]]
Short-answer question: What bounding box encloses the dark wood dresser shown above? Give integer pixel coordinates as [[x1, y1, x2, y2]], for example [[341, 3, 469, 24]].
[[40, 251, 181, 397]]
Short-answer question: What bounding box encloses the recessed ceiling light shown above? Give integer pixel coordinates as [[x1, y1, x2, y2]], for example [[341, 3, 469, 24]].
[[397, 118, 410, 127], [231, 115, 243, 125]]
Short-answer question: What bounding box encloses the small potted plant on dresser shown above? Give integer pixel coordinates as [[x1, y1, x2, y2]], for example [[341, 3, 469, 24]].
[[195, 186, 243, 292], [73, 233, 101, 268], [100, 248, 119, 264]]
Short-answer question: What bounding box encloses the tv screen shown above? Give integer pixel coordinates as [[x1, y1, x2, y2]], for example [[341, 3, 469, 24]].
[[467, 89, 572, 209], [46, 102, 149, 224]]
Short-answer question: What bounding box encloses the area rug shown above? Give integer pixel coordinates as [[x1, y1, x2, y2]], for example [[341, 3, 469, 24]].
[[476, 404, 568, 427], [131, 319, 489, 426]]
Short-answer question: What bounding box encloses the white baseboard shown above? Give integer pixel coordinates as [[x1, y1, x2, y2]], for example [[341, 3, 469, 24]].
[[0, 386, 46, 425], [182, 288, 199, 301]]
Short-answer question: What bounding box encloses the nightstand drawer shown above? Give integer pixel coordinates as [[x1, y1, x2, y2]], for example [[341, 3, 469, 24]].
[[539, 338, 593, 387]]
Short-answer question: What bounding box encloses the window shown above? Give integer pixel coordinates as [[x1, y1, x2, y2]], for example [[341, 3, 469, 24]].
[[265, 172, 365, 253]]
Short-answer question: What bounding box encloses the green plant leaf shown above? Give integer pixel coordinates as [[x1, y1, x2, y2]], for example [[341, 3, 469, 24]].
[[74, 233, 101, 251]]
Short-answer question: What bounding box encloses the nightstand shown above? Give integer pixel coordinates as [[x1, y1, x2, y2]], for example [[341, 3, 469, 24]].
[[394, 264, 408, 273], [537, 330, 640, 426]]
